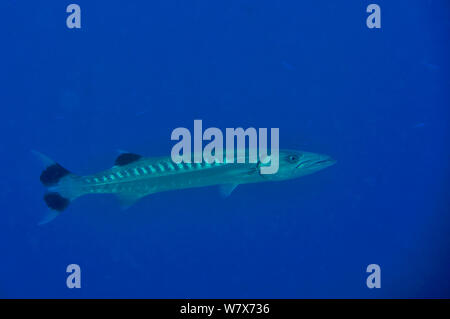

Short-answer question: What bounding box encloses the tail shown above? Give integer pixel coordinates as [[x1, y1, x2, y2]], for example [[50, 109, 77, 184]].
[[33, 151, 81, 225]]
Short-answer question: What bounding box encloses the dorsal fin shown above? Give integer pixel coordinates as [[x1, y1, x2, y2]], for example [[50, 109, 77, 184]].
[[114, 153, 142, 166]]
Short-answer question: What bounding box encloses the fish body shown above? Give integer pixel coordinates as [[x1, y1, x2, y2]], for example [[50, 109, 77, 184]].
[[36, 149, 335, 224]]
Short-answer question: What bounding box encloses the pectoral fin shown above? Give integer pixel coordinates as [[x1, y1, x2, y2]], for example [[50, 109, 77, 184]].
[[219, 184, 239, 198]]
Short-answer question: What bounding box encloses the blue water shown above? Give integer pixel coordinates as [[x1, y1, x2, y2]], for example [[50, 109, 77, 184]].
[[0, 1, 449, 298]]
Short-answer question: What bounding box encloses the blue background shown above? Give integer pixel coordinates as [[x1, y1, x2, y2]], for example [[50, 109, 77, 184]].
[[0, 1, 449, 298]]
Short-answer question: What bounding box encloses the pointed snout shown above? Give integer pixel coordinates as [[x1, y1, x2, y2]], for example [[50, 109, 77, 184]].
[[296, 153, 336, 171], [314, 155, 336, 168]]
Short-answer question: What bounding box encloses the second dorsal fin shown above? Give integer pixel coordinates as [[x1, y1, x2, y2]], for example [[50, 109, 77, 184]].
[[114, 153, 142, 166]]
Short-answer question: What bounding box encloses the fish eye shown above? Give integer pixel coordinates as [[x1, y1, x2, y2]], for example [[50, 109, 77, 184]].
[[287, 154, 299, 163]]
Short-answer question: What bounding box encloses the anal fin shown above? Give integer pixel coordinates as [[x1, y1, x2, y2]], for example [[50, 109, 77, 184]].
[[115, 192, 145, 209]]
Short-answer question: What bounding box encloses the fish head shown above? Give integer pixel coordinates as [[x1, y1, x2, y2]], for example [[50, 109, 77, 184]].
[[272, 149, 336, 180]]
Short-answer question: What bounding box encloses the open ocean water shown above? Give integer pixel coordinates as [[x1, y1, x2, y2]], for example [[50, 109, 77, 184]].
[[0, 1, 449, 298]]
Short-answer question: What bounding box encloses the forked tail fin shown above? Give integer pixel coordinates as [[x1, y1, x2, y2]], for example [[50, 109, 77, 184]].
[[33, 150, 80, 225]]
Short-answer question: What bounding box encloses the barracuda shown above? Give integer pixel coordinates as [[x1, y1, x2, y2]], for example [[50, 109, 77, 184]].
[[35, 149, 335, 224]]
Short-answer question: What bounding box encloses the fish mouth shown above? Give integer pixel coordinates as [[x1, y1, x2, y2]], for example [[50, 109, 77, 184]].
[[296, 157, 336, 169], [315, 158, 336, 166]]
